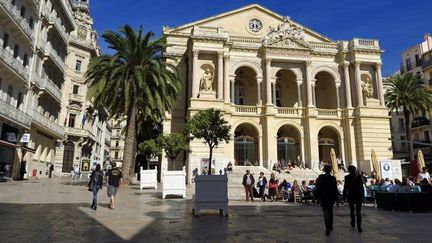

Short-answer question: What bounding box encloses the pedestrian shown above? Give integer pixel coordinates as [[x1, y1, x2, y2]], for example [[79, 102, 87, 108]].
[[242, 169, 255, 202], [106, 162, 123, 209], [89, 164, 103, 210], [257, 172, 267, 201], [49, 164, 54, 178], [19, 161, 26, 180], [343, 165, 365, 233], [315, 165, 338, 236]]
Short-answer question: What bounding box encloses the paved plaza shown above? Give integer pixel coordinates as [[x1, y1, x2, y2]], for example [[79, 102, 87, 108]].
[[0, 178, 430, 243]]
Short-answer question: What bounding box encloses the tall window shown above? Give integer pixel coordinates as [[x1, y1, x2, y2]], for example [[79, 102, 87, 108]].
[[401, 136, 407, 150], [68, 114, 76, 128], [29, 17, 34, 29], [20, 6, 26, 17], [115, 141, 119, 147], [75, 60, 82, 72], [234, 81, 245, 105], [275, 84, 281, 107], [13, 44, 19, 58], [17, 92, 23, 109], [72, 84, 79, 94], [115, 151, 119, 159], [405, 58, 412, 71], [23, 53, 29, 67], [415, 54, 421, 67], [399, 118, 405, 131], [6, 85, 13, 104], [2, 32, 9, 48]]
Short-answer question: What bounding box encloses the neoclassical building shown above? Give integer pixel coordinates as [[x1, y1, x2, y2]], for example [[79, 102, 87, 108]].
[[162, 4, 392, 179]]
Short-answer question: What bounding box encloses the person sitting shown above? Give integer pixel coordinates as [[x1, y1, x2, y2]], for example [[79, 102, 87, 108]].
[[397, 177, 412, 193], [279, 179, 291, 201], [417, 167, 431, 183], [420, 178, 432, 194], [388, 178, 401, 192], [227, 162, 233, 173], [291, 180, 301, 202], [382, 178, 391, 187]]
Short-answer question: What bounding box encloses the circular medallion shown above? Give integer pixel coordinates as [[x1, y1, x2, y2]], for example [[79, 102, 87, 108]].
[[248, 19, 263, 33]]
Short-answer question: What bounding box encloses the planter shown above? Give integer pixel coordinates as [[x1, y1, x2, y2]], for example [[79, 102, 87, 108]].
[[162, 166, 186, 199], [193, 173, 228, 216], [140, 166, 157, 190]]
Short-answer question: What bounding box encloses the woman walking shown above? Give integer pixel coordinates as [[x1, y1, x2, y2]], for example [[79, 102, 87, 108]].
[[89, 164, 103, 210]]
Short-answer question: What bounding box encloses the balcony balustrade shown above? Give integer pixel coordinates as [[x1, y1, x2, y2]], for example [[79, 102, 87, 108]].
[[276, 107, 299, 116], [233, 105, 258, 114], [45, 43, 66, 71], [317, 109, 339, 117], [69, 35, 97, 50], [0, 44, 29, 81], [421, 58, 432, 70], [0, 99, 32, 128], [33, 112, 64, 137], [349, 38, 380, 50], [65, 126, 96, 142], [32, 73, 62, 102], [69, 93, 84, 103], [0, 0, 35, 41]]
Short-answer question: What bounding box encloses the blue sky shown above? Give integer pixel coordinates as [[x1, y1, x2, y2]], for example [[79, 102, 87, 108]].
[[91, 0, 431, 75]]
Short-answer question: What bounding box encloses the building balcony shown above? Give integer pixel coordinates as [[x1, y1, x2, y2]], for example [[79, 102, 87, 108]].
[[317, 108, 340, 118], [349, 38, 380, 51], [0, 44, 30, 82], [0, 0, 35, 41], [0, 99, 32, 129], [71, 1, 89, 10], [69, 93, 84, 103], [65, 127, 96, 141], [32, 112, 64, 138], [41, 5, 69, 44], [44, 43, 66, 71], [69, 35, 97, 51], [275, 107, 302, 117], [421, 58, 432, 70], [231, 105, 259, 115], [32, 73, 62, 102], [412, 118, 430, 128]]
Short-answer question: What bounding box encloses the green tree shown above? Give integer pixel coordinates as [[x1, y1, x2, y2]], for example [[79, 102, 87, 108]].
[[385, 72, 432, 161], [139, 139, 162, 159], [159, 133, 190, 169], [186, 109, 231, 175], [85, 25, 182, 183]]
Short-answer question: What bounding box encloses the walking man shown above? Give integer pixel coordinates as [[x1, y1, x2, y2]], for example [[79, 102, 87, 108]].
[[343, 165, 365, 232], [316, 165, 338, 236], [242, 169, 255, 202], [257, 172, 267, 201], [106, 162, 123, 209]]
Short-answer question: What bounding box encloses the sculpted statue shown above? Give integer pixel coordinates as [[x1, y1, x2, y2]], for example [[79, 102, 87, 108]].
[[200, 68, 214, 91], [361, 76, 374, 98]]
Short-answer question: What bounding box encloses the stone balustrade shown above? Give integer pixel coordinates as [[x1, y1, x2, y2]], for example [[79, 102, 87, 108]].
[[233, 105, 258, 114], [276, 107, 299, 116], [40, 5, 69, 43], [0, 0, 35, 41], [32, 73, 62, 101], [69, 35, 97, 50], [65, 127, 96, 141], [317, 109, 339, 117], [310, 42, 339, 53], [0, 99, 32, 128], [45, 43, 66, 71], [69, 93, 83, 103], [0, 45, 30, 81], [33, 112, 64, 137], [349, 38, 380, 50]]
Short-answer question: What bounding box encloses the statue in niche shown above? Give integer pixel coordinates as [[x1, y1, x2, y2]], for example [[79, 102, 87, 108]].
[[200, 67, 214, 91], [361, 75, 374, 99]]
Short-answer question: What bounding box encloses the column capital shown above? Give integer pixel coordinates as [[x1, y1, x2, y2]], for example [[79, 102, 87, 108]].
[[265, 58, 272, 64], [217, 51, 224, 57], [375, 62, 382, 68], [336, 82, 341, 88], [353, 60, 361, 67], [223, 55, 230, 61], [305, 60, 312, 67], [342, 61, 350, 68], [192, 50, 199, 56], [257, 77, 263, 83], [296, 80, 303, 86]]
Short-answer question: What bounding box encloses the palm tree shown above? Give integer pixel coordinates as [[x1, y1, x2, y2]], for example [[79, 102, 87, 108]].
[[385, 72, 432, 161], [86, 25, 182, 183]]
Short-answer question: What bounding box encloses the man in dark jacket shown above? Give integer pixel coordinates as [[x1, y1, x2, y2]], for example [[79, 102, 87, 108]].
[[257, 172, 267, 201], [343, 165, 365, 232], [316, 165, 338, 236], [242, 169, 255, 202]]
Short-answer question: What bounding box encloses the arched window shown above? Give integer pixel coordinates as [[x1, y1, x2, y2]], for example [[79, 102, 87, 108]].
[[234, 80, 245, 105]]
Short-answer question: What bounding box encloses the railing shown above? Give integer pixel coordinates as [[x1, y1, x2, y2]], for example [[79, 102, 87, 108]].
[[421, 57, 432, 70], [32, 73, 61, 101], [277, 107, 298, 115], [234, 105, 258, 114], [192, 26, 229, 39], [0, 99, 32, 128], [349, 38, 380, 50], [69, 93, 83, 102], [310, 42, 339, 53], [0, 45, 29, 81], [229, 35, 262, 44], [0, 0, 35, 41], [58, 0, 75, 26], [65, 127, 96, 141], [45, 43, 66, 71], [317, 109, 338, 117], [71, 1, 88, 9], [33, 112, 64, 137], [52, 15, 69, 43]]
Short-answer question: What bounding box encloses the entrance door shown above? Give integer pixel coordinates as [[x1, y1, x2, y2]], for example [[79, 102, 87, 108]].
[[62, 142, 74, 173]]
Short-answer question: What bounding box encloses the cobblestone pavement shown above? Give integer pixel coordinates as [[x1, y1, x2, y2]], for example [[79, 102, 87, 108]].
[[0, 178, 431, 243]]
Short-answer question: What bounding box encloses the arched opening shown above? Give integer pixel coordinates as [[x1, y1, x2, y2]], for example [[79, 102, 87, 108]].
[[275, 69, 298, 107], [234, 123, 259, 166], [315, 71, 337, 109], [277, 125, 301, 163], [62, 141, 75, 173], [318, 126, 340, 164], [234, 67, 257, 105]]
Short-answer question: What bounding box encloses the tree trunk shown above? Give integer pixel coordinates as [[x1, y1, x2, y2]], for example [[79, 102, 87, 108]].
[[208, 145, 213, 175], [403, 108, 414, 161], [121, 100, 137, 184]]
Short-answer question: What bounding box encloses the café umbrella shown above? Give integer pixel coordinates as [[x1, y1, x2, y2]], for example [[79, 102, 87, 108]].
[[371, 149, 381, 180], [330, 148, 339, 180], [417, 149, 426, 172]]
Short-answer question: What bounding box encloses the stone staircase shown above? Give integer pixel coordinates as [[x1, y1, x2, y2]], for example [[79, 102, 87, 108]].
[[227, 166, 322, 200]]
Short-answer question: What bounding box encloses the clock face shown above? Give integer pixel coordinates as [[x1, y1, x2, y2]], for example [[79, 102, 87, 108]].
[[78, 26, 87, 40], [249, 19, 263, 33]]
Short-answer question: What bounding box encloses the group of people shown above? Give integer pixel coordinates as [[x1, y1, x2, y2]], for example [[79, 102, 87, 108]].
[[273, 159, 305, 173], [88, 162, 123, 210], [242, 165, 366, 236]]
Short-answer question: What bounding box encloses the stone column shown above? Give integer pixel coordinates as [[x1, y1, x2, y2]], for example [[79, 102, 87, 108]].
[[265, 58, 272, 105], [375, 62, 385, 106], [272, 82, 276, 105], [305, 61, 313, 107], [217, 52, 224, 100], [192, 50, 199, 98], [258, 135, 263, 167], [296, 80, 303, 107], [230, 78, 235, 104], [354, 61, 364, 107], [223, 55, 230, 103], [342, 61, 353, 108], [311, 79, 316, 107], [336, 82, 341, 109], [257, 78, 262, 105]]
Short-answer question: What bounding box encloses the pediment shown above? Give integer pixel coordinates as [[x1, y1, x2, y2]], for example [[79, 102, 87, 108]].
[[166, 4, 334, 44]]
